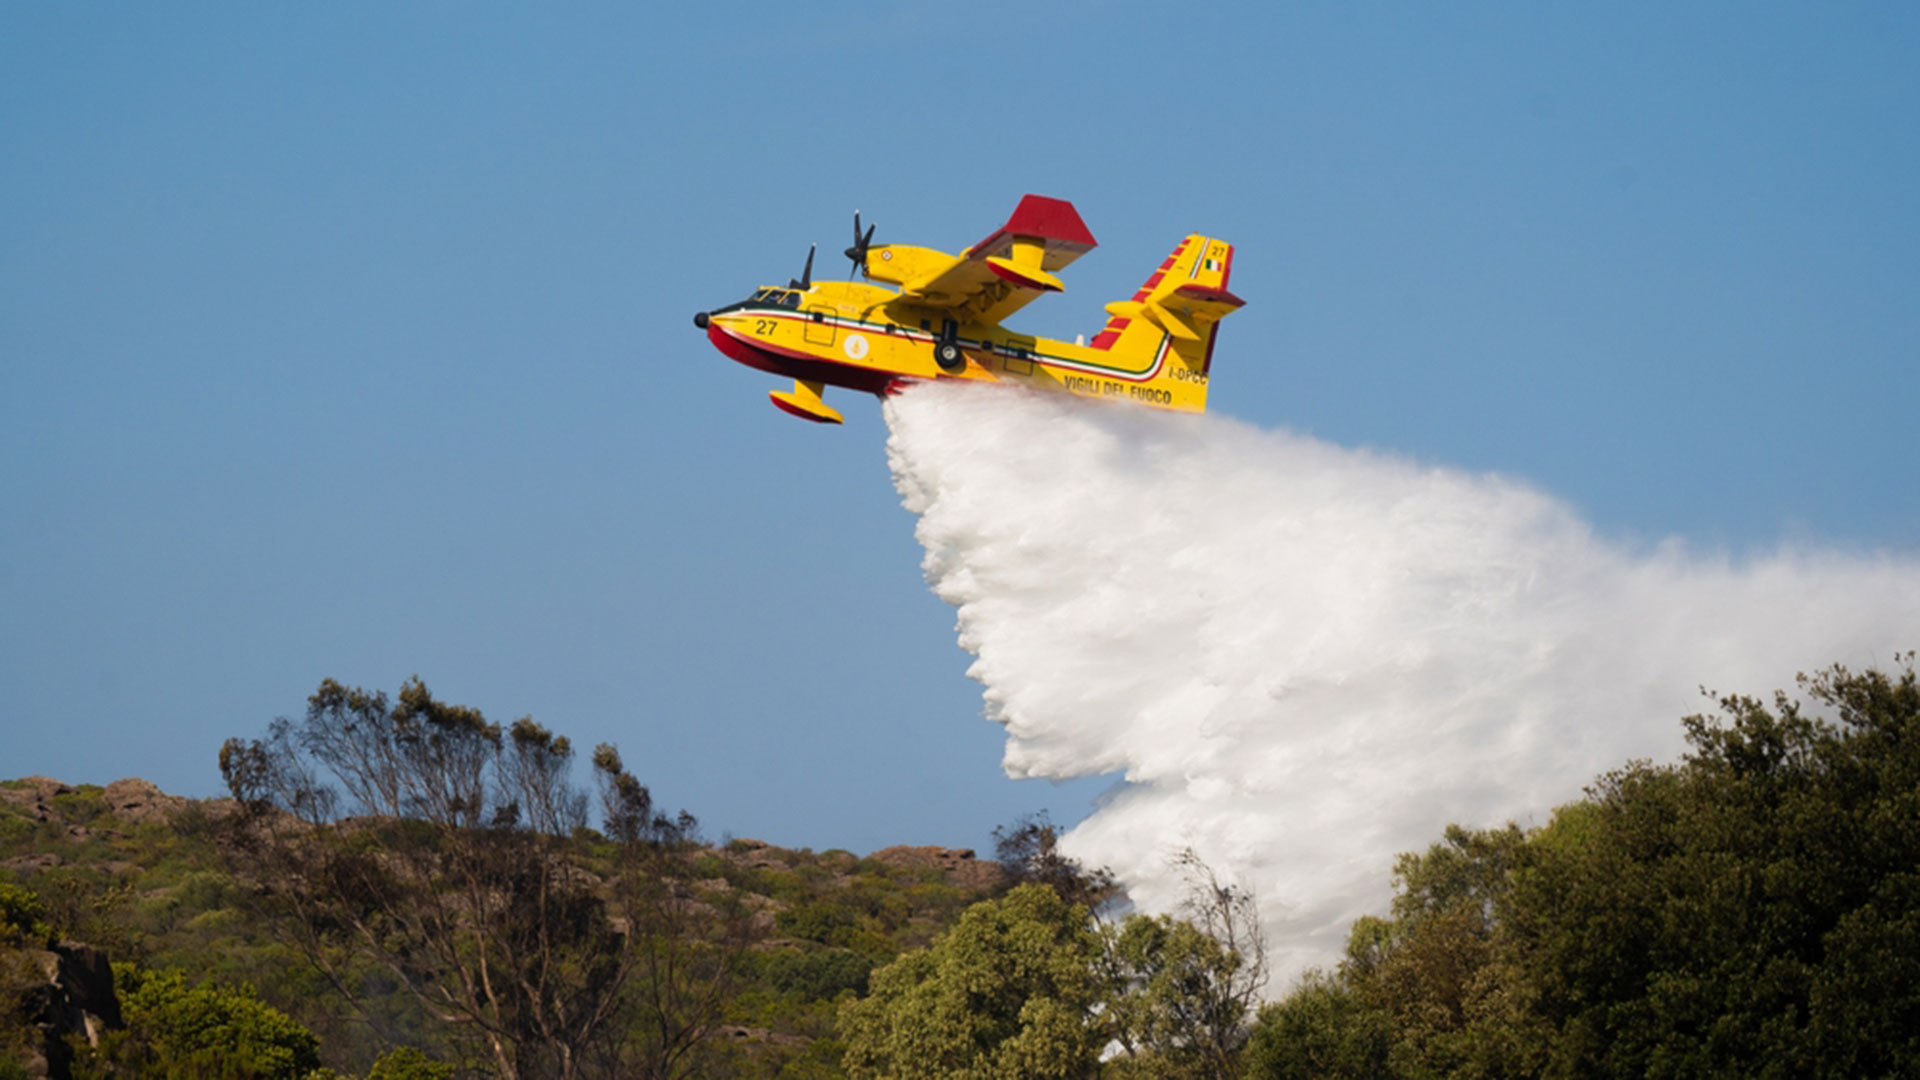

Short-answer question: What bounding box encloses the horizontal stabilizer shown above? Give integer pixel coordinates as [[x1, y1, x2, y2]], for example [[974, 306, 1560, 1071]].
[[1139, 281, 1245, 340], [1107, 282, 1243, 341], [1148, 302, 1202, 341], [1161, 282, 1246, 321]]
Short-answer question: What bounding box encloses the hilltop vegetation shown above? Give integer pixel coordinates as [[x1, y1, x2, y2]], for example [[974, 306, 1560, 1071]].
[[0, 769, 1002, 1078], [4, 657, 1918, 1078], [1245, 655, 1920, 1079]]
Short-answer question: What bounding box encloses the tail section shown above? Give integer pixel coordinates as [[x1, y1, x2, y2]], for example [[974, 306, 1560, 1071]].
[[1089, 235, 1244, 410]]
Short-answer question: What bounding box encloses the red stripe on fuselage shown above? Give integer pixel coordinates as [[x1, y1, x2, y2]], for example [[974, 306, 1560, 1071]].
[[1088, 317, 1131, 351], [1093, 239, 1193, 350], [705, 322, 897, 395]]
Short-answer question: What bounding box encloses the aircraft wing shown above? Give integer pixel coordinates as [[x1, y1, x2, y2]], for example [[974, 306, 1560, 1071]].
[[899, 195, 1097, 325]]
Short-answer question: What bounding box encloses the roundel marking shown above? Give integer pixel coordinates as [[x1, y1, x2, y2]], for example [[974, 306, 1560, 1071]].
[[844, 334, 870, 360]]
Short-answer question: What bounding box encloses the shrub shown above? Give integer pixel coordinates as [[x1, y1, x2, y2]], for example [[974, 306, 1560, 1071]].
[[0, 884, 51, 948], [95, 964, 323, 1080], [765, 949, 874, 1001], [366, 1045, 455, 1080]]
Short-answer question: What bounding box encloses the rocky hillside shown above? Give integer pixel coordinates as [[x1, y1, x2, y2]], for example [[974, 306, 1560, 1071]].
[[0, 776, 1013, 1078]]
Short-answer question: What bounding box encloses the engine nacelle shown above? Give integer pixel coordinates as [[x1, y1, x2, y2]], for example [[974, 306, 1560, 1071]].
[[863, 244, 956, 288]]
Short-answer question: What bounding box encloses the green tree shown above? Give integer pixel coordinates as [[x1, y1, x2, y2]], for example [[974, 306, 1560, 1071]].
[[1242, 971, 1391, 1080], [1504, 656, 1920, 1077], [73, 964, 322, 1080], [1101, 915, 1243, 1079], [838, 884, 1105, 1079], [1246, 654, 1920, 1079], [1243, 822, 1542, 1079], [840, 853, 1267, 1080], [1100, 851, 1268, 1077]]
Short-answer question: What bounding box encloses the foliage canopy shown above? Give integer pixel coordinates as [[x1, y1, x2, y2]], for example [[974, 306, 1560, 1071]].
[[1246, 654, 1920, 1079]]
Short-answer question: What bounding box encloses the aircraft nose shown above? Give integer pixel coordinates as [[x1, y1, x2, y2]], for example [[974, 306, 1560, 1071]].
[[693, 311, 710, 330]]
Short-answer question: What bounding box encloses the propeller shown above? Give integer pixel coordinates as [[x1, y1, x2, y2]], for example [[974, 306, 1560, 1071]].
[[788, 244, 815, 291], [844, 210, 877, 276]]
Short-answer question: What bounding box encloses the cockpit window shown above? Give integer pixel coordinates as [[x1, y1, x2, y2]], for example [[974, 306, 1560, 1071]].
[[747, 288, 802, 309]]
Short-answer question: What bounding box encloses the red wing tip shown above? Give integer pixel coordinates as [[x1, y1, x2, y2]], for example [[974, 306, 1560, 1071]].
[[1007, 194, 1098, 247], [970, 194, 1098, 253]]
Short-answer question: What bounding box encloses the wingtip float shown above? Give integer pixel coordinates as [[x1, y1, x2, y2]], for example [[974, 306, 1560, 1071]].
[[694, 195, 1244, 424]]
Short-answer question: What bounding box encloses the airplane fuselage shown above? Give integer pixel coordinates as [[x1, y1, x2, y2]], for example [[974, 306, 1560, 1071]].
[[694, 196, 1238, 424], [696, 280, 1204, 415]]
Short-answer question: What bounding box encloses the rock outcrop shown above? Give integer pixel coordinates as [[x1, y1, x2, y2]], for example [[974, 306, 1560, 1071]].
[[724, 838, 794, 870], [0, 853, 63, 876], [5, 940, 121, 1080], [100, 778, 187, 826], [2, 776, 189, 832], [0, 779, 72, 824], [868, 845, 1007, 892]]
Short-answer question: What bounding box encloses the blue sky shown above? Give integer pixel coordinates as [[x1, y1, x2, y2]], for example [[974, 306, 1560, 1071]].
[[4, 3, 1916, 854]]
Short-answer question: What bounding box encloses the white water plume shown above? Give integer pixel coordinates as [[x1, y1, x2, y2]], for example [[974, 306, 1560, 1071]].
[[884, 380, 1919, 986]]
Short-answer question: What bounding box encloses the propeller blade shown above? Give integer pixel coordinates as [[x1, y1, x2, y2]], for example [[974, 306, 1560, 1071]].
[[844, 211, 877, 275], [789, 243, 816, 291]]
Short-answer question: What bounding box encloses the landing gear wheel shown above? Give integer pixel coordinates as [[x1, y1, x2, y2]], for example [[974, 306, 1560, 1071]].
[[934, 340, 965, 373]]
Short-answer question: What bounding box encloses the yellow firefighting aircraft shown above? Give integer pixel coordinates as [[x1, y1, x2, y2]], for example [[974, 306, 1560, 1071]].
[[693, 195, 1243, 423]]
